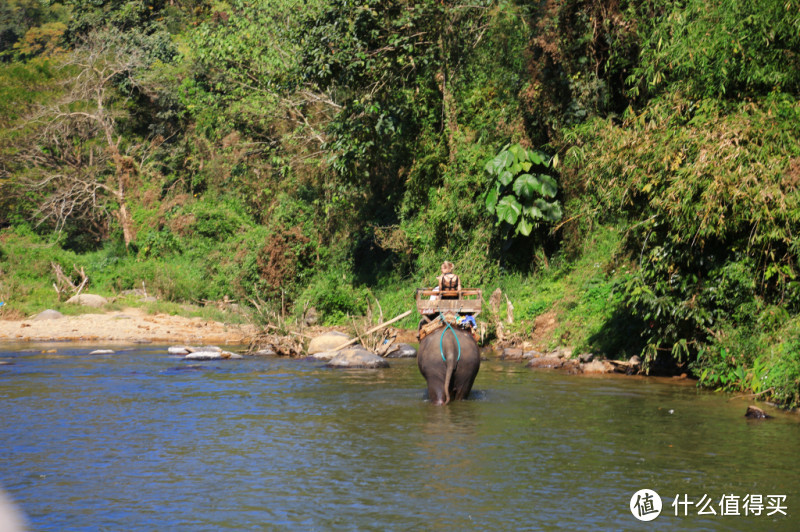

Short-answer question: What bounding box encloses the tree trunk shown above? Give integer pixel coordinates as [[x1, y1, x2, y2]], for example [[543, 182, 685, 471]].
[[110, 149, 136, 248], [438, 32, 459, 163], [118, 201, 135, 247]]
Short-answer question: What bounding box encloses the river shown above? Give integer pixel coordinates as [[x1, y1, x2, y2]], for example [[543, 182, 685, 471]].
[[1, 343, 798, 530]]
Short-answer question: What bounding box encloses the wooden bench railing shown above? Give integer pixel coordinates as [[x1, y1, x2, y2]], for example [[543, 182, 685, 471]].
[[415, 288, 482, 316]]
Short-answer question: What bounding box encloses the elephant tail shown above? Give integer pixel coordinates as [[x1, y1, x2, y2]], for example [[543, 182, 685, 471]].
[[443, 362, 453, 405], [441, 328, 459, 405]]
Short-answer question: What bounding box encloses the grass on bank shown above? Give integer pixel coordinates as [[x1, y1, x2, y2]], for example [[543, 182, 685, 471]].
[[0, 226, 251, 324]]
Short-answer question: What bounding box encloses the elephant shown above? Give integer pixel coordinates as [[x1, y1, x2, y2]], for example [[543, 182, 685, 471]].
[[417, 324, 480, 405]]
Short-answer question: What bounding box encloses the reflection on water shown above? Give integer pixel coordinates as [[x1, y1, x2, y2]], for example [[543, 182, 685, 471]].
[[0, 343, 798, 530]]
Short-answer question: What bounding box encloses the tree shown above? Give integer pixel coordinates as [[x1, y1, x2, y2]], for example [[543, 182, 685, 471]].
[[8, 28, 170, 247]]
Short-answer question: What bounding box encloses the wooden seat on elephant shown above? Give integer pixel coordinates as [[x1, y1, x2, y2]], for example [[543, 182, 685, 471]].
[[415, 288, 482, 317]]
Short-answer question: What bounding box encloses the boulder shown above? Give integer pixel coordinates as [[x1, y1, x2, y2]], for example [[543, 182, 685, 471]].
[[326, 348, 389, 369], [384, 343, 417, 358], [523, 350, 545, 359], [32, 309, 64, 321], [88, 349, 115, 355], [187, 345, 222, 353], [184, 351, 222, 360], [308, 331, 352, 354], [528, 356, 565, 369], [578, 352, 594, 363], [580, 360, 614, 374], [66, 294, 108, 308], [745, 406, 771, 419], [184, 350, 242, 360], [310, 350, 339, 361], [121, 289, 146, 296], [304, 307, 319, 326], [250, 348, 276, 356], [168, 346, 191, 355], [547, 346, 573, 359], [499, 347, 524, 360]]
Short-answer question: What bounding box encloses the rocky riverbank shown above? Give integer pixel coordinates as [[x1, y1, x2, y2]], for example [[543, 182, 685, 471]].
[[0, 307, 645, 376]]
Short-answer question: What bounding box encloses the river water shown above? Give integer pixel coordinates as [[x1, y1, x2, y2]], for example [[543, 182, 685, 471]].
[[1, 343, 798, 530]]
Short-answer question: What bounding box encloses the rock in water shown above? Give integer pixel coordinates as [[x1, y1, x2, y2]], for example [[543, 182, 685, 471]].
[[308, 331, 352, 354], [384, 343, 417, 358], [186, 345, 222, 353], [88, 349, 115, 355], [310, 350, 339, 361], [528, 356, 565, 369], [326, 349, 389, 369], [745, 406, 771, 419], [32, 309, 64, 321], [185, 350, 241, 360], [184, 351, 222, 360], [168, 346, 191, 355], [499, 348, 524, 360], [65, 294, 108, 308], [580, 360, 614, 374]]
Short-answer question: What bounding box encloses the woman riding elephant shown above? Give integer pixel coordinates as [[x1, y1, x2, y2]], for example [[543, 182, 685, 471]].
[[418, 323, 480, 405]]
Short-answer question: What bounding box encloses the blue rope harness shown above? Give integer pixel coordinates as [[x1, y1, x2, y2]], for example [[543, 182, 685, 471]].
[[438, 312, 461, 363]]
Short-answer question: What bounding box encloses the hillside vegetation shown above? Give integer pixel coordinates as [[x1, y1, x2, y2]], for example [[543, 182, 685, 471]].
[[1, 0, 799, 407]]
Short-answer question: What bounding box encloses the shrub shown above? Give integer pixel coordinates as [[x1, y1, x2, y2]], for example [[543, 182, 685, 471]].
[[299, 269, 369, 325]]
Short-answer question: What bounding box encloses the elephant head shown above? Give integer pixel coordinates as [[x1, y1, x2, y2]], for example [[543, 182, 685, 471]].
[[417, 324, 480, 405]]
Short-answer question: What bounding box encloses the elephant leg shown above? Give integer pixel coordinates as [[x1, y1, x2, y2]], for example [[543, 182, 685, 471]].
[[450, 372, 472, 400], [450, 356, 480, 400], [428, 382, 447, 405], [420, 364, 448, 405]]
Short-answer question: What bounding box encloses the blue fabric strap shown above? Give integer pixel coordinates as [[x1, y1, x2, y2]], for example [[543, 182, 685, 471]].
[[438, 313, 461, 363]]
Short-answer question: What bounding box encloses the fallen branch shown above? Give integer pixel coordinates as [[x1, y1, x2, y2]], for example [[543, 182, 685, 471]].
[[52, 262, 88, 300], [728, 387, 774, 401], [333, 310, 413, 351]]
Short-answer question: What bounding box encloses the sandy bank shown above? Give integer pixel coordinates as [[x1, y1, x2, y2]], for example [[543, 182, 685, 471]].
[[0, 307, 256, 345]]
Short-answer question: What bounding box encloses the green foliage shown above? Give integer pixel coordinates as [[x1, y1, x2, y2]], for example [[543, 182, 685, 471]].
[[519, 0, 641, 139], [0, 0, 69, 60], [3, 0, 800, 408], [298, 269, 369, 325], [484, 143, 562, 236], [186, 0, 314, 138], [766, 334, 800, 408], [633, 0, 800, 99], [693, 315, 800, 409], [562, 91, 800, 371], [64, 0, 207, 39], [0, 59, 63, 126]]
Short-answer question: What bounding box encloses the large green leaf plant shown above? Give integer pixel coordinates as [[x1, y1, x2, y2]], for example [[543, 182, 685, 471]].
[[484, 143, 562, 236]]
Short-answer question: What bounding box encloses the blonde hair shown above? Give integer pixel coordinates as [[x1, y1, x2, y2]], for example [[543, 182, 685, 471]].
[[441, 261, 454, 273]]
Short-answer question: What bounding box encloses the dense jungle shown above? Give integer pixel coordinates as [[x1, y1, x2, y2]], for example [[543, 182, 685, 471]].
[[1, 0, 799, 407]]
